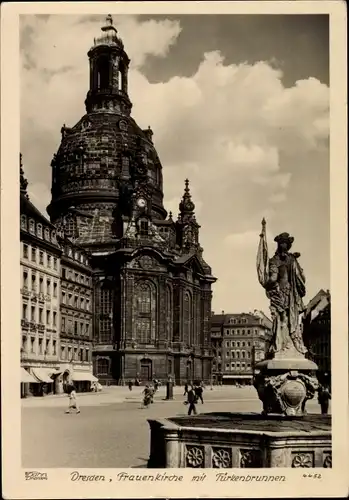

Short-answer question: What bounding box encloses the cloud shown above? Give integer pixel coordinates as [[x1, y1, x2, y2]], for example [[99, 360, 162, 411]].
[[29, 182, 52, 217], [20, 15, 330, 312]]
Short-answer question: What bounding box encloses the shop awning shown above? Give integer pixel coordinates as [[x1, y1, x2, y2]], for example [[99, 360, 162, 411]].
[[21, 367, 38, 383], [223, 375, 253, 379], [71, 371, 98, 382], [31, 368, 54, 383]]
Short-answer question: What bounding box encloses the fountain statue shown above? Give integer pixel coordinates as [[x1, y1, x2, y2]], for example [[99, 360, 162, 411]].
[[254, 219, 319, 416]]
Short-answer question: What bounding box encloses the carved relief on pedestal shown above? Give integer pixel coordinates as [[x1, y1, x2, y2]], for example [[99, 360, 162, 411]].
[[185, 445, 204, 468], [291, 452, 314, 468], [212, 448, 232, 468], [240, 449, 263, 468], [323, 452, 332, 468]]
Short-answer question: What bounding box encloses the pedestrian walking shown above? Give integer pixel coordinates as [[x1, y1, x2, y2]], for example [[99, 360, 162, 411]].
[[318, 385, 331, 415], [142, 385, 153, 409], [65, 385, 80, 414], [195, 383, 204, 404], [128, 380, 133, 391], [187, 385, 197, 416], [183, 382, 189, 396]]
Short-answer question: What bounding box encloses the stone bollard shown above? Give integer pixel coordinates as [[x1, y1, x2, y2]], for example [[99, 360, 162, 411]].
[[166, 377, 174, 400]]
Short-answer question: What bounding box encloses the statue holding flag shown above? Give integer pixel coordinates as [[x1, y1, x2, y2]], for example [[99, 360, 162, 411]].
[[257, 219, 308, 358], [254, 219, 318, 416]]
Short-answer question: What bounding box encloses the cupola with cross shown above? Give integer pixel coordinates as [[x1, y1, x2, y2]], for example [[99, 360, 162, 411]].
[[85, 14, 132, 115]]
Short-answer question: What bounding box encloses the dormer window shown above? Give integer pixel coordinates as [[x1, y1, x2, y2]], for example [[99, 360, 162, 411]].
[[21, 215, 27, 230], [81, 120, 91, 131], [51, 231, 56, 243], [29, 219, 35, 234], [37, 224, 43, 238], [44, 228, 50, 240]]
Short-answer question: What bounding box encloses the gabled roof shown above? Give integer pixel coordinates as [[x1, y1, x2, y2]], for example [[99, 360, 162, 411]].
[[154, 218, 175, 227], [174, 252, 212, 277], [309, 294, 330, 322], [305, 289, 330, 317], [211, 311, 270, 327], [175, 251, 196, 265], [20, 193, 55, 228], [211, 314, 228, 326]]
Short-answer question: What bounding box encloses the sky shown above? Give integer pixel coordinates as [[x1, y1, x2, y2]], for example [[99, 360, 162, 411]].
[[20, 14, 330, 315]]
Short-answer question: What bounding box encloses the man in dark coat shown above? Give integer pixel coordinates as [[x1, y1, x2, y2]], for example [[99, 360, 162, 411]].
[[187, 385, 197, 416], [318, 385, 331, 414], [195, 383, 204, 404]]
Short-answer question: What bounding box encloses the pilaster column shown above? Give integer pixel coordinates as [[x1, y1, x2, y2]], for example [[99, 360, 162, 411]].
[[120, 270, 126, 347], [158, 275, 166, 343], [172, 283, 180, 342], [125, 271, 134, 344]]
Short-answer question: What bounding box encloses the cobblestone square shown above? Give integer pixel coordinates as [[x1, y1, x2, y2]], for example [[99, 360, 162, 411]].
[[22, 386, 326, 468]]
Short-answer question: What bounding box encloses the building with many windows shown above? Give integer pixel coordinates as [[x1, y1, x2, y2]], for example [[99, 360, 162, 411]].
[[45, 16, 215, 385], [210, 312, 225, 384], [211, 312, 272, 385], [302, 289, 331, 385], [58, 237, 95, 392], [20, 159, 62, 396]]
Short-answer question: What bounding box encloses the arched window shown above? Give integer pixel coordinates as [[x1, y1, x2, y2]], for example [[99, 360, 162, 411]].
[[98, 282, 113, 343], [29, 219, 35, 234], [134, 281, 156, 345], [138, 282, 151, 314], [96, 56, 110, 90], [138, 218, 149, 236], [36, 223, 42, 238], [118, 70, 123, 91], [97, 358, 109, 375], [65, 216, 76, 237], [121, 156, 129, 178], [147, 168, 156, 185], [183, 291, 192, 344], [20, 215, 27, 230]]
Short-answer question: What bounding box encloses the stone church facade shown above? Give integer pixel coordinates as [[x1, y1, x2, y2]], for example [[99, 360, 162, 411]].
[[47, 16, 216, 384]]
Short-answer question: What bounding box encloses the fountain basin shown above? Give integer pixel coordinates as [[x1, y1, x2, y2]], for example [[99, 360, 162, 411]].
[[147, 412, 331, 468]]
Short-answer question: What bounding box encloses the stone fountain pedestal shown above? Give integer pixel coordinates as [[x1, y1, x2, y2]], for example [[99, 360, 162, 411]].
[[253, 348, 319, 417]]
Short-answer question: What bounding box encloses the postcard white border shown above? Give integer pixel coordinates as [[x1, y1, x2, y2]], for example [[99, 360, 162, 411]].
[[1, 1, 348, 498]]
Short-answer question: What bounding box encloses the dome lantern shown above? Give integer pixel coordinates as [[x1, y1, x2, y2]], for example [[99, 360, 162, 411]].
[[85, 14, 132, 115]]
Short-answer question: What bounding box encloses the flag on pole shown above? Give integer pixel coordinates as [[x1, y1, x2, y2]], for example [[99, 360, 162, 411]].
[[257, 218, 269, 288]]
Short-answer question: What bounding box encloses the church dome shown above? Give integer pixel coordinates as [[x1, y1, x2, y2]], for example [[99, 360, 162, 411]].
[[47, 16, 166, 246]]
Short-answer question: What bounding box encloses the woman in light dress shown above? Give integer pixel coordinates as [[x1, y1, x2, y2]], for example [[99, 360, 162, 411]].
[[65, 384, 80, 414]]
